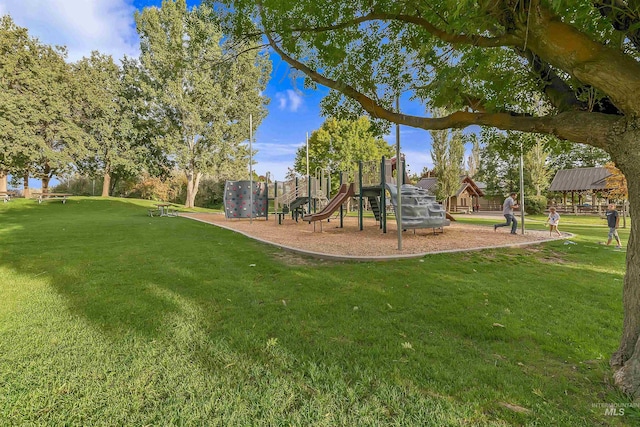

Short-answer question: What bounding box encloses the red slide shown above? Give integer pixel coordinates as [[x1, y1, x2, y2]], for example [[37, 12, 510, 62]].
[[303, 183, 355, 222]]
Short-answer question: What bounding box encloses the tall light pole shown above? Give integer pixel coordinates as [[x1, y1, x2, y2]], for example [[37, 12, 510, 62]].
[[306, 132, 309, 177], [519, 142, 525, 234], [306, 132, 311, 215], [396, 96, 402, 251], [249, 113, 253, 224]]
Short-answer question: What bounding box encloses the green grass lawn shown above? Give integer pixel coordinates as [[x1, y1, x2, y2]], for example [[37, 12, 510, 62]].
[[0, 197, 634, 425]]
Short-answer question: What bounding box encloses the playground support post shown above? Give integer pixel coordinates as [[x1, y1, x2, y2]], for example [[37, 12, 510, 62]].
[[519, 142, 525, 234], [308, 177, 312, 215], [274, 178, 278, 213], [381, 156, 387, 233], [265, 171, 270, 221], [339, 172, 344, 228], [359, 161, 363, 231], [307, 132, 311, 216]]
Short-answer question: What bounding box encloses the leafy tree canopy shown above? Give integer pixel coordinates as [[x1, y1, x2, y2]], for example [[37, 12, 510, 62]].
[[136, 0, 271, 207], [0, 15, 80, 189], [293, 116, 393, 182], [72, 52, 139, 196]]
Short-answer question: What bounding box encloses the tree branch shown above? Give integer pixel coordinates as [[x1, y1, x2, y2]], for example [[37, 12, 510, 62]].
[[524, 4, 640, 116], [264, 26, 617, 148], [516, 47, 621, 114], [515, 47, 587, 112], [287, 12, 521, 48], [594, 0, 640, 51]]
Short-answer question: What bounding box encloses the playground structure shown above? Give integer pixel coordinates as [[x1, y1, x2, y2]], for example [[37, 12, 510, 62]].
[[271, 170, 331, 221], [223, 170, 332, 221], [385, 184, 448, 229], [296, 156, 449, 233], [223, 156, 449, 234], [356, 156, 449, 233], [302, 183, 355, 230], [223, 181, 268, 219]]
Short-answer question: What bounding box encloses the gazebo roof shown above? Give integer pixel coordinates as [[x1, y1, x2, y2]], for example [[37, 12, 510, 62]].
[[548, 167, 612, 192]]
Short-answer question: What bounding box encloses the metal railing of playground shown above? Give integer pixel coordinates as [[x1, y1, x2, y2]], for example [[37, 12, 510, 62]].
[[360, 159, 398, 190], [273, 176, 329, 207]]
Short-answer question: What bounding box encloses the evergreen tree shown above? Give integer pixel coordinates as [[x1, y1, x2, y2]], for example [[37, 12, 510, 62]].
[[524, 140, 551, 197], [430, 125, 464, 211], [466, 135, 480, 178]]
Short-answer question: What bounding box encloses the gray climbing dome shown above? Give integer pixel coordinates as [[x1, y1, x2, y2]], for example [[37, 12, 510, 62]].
[[385, 184, 449, 229]]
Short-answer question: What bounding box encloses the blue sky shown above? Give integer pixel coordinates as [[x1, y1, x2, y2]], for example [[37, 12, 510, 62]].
[[0, 0, 435, 182]]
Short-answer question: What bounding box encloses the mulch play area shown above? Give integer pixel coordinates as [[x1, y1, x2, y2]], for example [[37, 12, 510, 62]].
[[181, 213, 561, 260]]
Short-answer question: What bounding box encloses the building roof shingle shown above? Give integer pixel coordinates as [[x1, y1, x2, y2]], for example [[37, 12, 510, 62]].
[[548, 167, 612, 192]]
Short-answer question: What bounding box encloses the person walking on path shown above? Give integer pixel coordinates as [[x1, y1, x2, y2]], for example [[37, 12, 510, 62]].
[[603, 203, 623, 248], [495, 192, 519, 234], [545, 207, 562, 237]]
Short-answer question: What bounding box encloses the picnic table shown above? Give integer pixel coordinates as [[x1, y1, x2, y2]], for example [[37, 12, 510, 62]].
[[1, 191, 17, 203], [34, 193, 73, 204], [149, 203, 178, 217]]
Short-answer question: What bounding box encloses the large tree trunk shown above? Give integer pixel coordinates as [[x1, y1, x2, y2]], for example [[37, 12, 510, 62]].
[[42, 177, 50, 193], [0, 171, 7, 193], [185, 170, 202, 208], [23, 174, 30, 199], [609, 125, 640, 396], [110, 177, 119, 196], [42, 162, 51, 193], [102, 172, 111, 197]]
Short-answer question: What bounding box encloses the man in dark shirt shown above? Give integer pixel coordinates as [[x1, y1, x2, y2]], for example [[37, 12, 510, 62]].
[[605, 203, 623, 249], [494, 192, 519, 234]]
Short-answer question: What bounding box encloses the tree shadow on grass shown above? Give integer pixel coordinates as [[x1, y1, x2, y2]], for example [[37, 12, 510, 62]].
[[0, 197, 632, 425]]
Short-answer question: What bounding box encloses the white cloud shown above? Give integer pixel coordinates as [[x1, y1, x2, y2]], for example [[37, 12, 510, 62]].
[[252, 141, 303, 180], [287, 90, 303, 112], [277, 94, 287, 110], [0, 0, 139, 62], [275, 89, 304, 112], [252, 142, 301, 158], [401, 150, 433, 175]]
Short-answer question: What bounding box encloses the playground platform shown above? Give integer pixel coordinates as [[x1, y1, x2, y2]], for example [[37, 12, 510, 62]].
[[180, 213, 564, 261]]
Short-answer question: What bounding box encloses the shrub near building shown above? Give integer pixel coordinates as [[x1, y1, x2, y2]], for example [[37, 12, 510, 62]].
[[525, 195, 547, 215]]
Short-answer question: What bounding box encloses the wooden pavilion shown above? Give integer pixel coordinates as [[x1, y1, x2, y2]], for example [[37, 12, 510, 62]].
[[548, 167, 612, 213]]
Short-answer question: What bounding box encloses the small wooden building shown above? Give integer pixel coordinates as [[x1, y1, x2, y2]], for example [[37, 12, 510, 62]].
[[416, 175, 485, 213]]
